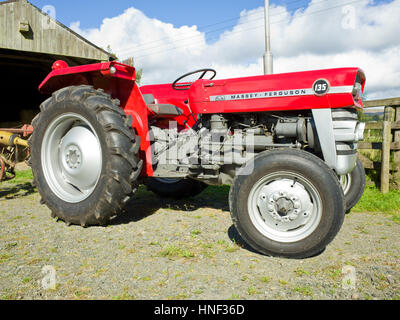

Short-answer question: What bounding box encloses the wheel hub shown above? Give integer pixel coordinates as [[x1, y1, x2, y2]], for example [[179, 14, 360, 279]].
[[41, 113, 102, 203], [264, 190, 303, 223], [254, 178, 316, 239], [65, 146, 82, 169]]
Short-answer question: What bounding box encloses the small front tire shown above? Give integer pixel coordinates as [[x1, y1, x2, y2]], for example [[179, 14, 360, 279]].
[[340, 158, 366, 212], [230, 149, 346, 259]]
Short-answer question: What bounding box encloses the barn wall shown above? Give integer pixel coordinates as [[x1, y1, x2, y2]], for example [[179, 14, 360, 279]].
[[0, 0, 115, 127], [0, 0, 111, 61]]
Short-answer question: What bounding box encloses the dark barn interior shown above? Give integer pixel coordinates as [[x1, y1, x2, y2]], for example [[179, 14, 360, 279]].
[[0, 48, 108, 127]]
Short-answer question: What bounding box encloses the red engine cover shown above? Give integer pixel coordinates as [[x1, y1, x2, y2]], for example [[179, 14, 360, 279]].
[[187, 67, 365, 114]]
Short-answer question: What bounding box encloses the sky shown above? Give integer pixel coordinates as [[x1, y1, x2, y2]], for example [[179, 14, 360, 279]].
[[30, 0, 313, 31], [29, 0, 400, 99]]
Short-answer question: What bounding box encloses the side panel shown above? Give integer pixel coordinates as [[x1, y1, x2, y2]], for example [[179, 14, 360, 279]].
[[140, 83, 198, 128], [122, 85, 153, 176], [312, 109, 337, 168], [312, 108, 361, 175]]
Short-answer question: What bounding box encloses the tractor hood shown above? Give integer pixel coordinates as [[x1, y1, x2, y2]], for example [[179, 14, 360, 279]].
[[188, 68, 366, 114]]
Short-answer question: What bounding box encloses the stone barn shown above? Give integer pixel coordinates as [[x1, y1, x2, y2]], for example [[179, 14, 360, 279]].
[[0, 0, 115, 128]]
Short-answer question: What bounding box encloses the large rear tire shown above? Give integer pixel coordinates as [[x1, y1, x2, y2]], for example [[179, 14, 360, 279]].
[[146, 178, 208, 199], [29, 85, 143, 226], [230, 149, 345, 259]]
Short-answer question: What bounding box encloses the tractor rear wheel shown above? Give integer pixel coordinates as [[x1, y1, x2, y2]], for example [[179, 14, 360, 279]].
[[29, 85, 142, 226], [146, 178, 208, 199], [230, 149, 345, 259]]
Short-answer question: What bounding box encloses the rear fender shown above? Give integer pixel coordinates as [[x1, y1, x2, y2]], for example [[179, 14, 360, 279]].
[[39, 61, 136, 95]]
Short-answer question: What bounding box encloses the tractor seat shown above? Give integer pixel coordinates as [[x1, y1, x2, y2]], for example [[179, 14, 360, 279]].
[[143, 94, 183, 116]]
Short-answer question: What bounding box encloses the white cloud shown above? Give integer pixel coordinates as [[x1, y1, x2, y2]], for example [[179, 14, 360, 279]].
[[70, 0, 400, 99]]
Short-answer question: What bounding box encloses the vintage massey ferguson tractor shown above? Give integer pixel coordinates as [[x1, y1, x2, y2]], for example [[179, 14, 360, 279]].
[[29, 60, 366, 258]]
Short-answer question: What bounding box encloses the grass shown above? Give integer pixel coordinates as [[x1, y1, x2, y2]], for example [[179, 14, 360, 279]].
[[0, 253, 14, 263], [0, 169, 34, 186], [11, 170, 34, 184], [0, 169, 35, 198], [352, 185, 400, 223], [292, 286, 313, 297], [247, 287, 259, 295], [294, 268, 311, 277], [260, 276, 272, 283], [191, 229, 202, 237], [159, 245, 196, 259]]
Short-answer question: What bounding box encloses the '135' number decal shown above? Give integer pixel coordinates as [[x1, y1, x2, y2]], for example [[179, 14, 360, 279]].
[[313, 79, 330, 96]]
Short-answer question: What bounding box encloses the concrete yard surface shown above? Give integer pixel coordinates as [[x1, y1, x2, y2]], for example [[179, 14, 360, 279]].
[[0, 182, 399, 300]]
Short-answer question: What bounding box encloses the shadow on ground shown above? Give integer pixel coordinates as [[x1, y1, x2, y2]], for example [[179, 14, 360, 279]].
[[111, 185, 231, 225], [0, 182, 35, 199]]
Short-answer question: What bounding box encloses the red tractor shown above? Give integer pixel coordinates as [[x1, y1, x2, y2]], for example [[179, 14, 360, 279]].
[[29, 60, 366, 258]]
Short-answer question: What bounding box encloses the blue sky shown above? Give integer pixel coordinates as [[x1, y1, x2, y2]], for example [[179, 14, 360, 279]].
[[29, 1, 300, 29], [29, 0, 346, 33], [28, 0, 390, 32]]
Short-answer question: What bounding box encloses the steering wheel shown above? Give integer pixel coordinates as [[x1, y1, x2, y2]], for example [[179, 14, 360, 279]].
[[172, 69, 217, 91]]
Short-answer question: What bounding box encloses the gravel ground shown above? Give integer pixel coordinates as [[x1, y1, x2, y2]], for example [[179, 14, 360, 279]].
[[0, 179, 399, 300]]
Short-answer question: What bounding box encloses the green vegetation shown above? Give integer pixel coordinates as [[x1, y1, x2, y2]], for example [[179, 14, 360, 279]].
[[358, 112, 383, 123], [1, 169, 33, 185], [159, 245, 195, 259], [294, 268, 311, 277], [247, 287, 259, 295], [353, 185, 400, 223], [292, 286, 313, 297], [260, 276, 272, 283], [191, 229, 202, 237], [135, 69, 143, 85]]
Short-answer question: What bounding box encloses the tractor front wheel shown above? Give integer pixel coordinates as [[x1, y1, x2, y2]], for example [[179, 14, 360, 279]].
[[29, 85, 142, 226], [230, 149, 346, 259]]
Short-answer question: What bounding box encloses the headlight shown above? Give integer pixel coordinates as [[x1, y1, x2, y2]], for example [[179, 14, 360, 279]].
[[353, 82, 362, 101], [355, 122, 366, 142], [110, 66, 117, 74]]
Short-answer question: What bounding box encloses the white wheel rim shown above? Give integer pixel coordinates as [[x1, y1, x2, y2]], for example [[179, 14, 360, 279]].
[[340, 174, 352, 195], [41, 113, 102, 203], [247, 171, 323, 243]]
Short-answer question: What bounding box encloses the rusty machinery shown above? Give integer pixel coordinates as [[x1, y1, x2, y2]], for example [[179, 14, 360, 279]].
[[0, 125, 33, 181]]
